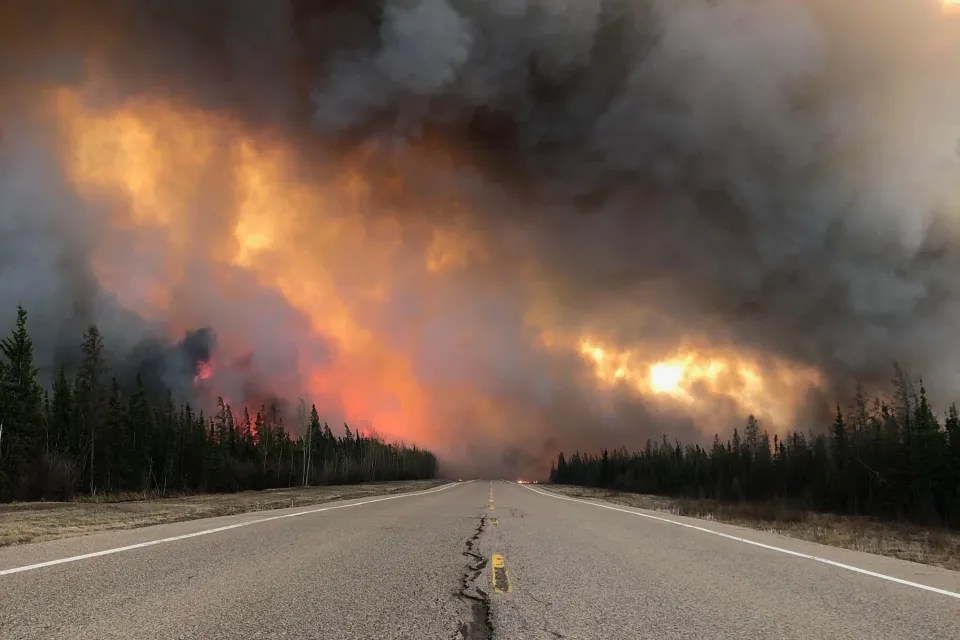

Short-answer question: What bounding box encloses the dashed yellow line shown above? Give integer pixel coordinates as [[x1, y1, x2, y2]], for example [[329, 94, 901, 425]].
[[488, 504, 496, 510], [490, 518, 499, 526], [491, 553, 511, 593]]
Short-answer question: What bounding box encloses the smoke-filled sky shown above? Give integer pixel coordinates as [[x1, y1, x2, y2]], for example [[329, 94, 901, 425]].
[[2, 0, 959, 476]]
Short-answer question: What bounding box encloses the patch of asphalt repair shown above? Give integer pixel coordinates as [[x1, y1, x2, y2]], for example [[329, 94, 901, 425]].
[[454, 515, 493, 640]]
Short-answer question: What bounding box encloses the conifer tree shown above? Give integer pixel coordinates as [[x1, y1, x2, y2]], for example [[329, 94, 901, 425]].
[[0, 306, 42, 498]]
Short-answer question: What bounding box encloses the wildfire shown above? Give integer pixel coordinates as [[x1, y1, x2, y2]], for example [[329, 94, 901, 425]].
[[52, 86, 432, 446], [578, 336, 822, 427], [193, 358, 215, 384], [581, 339, 631, 383], [649, 361, 686, 394], [50, 80, 826, 451]]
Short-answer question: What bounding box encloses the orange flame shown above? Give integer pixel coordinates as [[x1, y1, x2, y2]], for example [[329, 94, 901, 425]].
[[49, 82, 828, 454], [578, 336, 822, 428], [53, 86, 432, 446], [193, 358, 215, 384]]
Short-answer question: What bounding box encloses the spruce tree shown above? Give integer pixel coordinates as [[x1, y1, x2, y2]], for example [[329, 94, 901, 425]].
[[0, 306, 42, 498]]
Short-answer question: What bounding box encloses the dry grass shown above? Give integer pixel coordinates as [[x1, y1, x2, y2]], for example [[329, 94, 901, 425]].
[[547, 485, 960, 572], [0, 479, 446, 547]]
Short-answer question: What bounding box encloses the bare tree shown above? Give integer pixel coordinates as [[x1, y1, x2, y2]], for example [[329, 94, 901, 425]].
[[297, 398, 310, 486]]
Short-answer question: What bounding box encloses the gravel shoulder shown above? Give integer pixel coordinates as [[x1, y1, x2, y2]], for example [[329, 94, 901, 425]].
[[0, 479, 446, 547], [545, 484, 960, 572]]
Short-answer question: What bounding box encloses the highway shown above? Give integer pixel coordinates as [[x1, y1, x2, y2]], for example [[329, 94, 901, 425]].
[[1, 480, 958, 639]]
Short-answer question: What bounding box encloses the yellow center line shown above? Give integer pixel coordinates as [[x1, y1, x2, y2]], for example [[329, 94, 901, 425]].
[[490, 518, 499, 526], [491, 553, 511, 593]]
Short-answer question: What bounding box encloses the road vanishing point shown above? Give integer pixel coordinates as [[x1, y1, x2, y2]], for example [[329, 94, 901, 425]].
[[1, 480, 958, 639]]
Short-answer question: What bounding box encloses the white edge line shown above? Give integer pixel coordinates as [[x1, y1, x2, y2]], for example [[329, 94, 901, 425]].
[[521, 483, 960, 600], [1, 481, 465, 577]]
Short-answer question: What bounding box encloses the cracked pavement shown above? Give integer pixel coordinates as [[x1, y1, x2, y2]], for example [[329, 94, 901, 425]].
[[1, 480, 959, 639], [454, 515, 491, 640]]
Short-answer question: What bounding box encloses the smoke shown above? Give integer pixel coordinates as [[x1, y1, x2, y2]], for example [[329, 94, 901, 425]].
[[1, 0, 959, 476]]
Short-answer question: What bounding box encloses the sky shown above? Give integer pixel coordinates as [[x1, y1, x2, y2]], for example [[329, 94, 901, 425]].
[[1, 0, 959, 476]]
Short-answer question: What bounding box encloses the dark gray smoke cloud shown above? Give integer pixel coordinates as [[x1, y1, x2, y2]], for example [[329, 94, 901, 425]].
[[2, 0, 959, 475]]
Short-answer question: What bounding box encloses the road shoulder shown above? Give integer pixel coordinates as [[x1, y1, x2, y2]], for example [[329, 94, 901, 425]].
[[0, 481, 457, 573], [530, 483, 960, 598], [0, 479, 446, 548]]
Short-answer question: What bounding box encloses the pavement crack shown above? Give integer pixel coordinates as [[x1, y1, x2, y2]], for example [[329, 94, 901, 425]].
[[526, 589, 566, 639], [453, 515, 493, 640]]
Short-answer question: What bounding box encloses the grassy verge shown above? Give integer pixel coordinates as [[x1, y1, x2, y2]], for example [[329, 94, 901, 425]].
[[0, 479, 447, 547], [545, 484, 960, 572]]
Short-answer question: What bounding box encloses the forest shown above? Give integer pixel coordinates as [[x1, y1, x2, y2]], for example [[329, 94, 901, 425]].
[[0, 306, 437, 502], [551, 366, 960, 529]]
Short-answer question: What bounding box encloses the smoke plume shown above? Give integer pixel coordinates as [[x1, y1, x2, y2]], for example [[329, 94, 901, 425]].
[[1, 0, 959, 476]]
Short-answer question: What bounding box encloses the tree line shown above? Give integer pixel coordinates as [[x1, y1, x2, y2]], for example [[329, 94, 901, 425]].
[[0, 306, 437, 501], [551, 365, 960, 528]]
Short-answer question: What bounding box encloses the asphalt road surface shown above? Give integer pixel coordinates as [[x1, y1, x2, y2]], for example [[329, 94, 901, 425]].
[[1, 480, 958, 639]]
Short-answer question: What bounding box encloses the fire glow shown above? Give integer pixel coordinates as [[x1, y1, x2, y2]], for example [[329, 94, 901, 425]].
[[54, 86, 431, 446], [1, 0, 958, 483], [50, 82, 829, 459], [193, 358, 215, 384], [579, 337, 822, 426]]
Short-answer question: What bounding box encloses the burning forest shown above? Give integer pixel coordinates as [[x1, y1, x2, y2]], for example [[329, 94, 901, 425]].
[[2, 0, 960, 486]]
